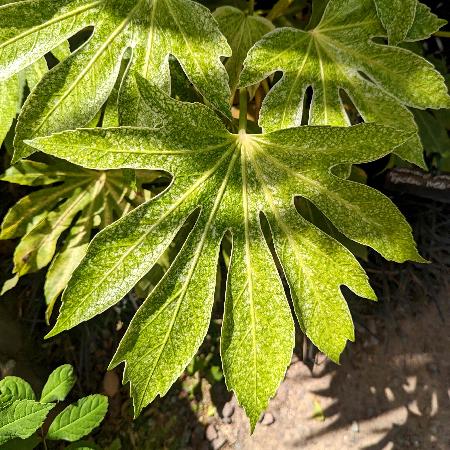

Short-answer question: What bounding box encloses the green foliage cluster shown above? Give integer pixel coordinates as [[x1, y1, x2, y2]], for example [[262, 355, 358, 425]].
[[0, 365, 108, 449], [0, 0, 449, 431]]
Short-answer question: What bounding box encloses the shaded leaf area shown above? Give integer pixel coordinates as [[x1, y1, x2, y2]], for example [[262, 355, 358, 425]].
[[0, 0, 231, 161], [26, 79, 423, 428], [240, 0, 450, 166], [214, 6, 274, 96], [0, 158, 153, 321], [413, 109, 450, 171]]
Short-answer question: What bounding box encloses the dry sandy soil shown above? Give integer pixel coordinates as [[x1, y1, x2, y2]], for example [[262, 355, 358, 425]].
[[208, 297, 450, 450]]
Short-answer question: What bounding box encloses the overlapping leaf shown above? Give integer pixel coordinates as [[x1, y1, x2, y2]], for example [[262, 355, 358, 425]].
[[0, 158, 151, 319], [0, 0, 231, 161], [214, 6, 273, 95], [28, 79, 423, 428], [240, 0, 450, 166], [0, 38, 71, 147], [0, 400, 54, 445], [373, 0, 417, 45]]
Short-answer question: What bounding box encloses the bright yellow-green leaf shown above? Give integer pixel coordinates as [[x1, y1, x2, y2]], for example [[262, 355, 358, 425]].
[[27, 79, 423, 429], [239, 0, 450, 167], [0, 0, 231, 161]]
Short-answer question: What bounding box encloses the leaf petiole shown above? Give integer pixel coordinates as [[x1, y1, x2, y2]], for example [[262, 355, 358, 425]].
[[239, 88, 248, 132], [434, 31, 450, 38], [248, 0, 255, 14]]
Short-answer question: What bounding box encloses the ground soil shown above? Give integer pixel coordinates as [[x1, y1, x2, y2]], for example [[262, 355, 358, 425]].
[[212, 296, 450, 450]]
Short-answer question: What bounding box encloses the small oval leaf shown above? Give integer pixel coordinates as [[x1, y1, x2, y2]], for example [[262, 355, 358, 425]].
[[0, 377, 35, 402], [40, 364, 76, 403], [46, 395, 108, 442]]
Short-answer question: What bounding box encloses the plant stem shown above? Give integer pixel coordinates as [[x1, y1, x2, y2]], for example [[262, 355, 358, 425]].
[[239, 88, 248, 133], [434, 31, 450, 38], [248, 0, 254, 14]]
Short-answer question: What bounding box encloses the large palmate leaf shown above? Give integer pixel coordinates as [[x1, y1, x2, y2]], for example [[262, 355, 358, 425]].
[[0, 158, 151, 320], [240, 0, 450, 167], [28, 79, 423, 428], [0, 0, 231, 161]]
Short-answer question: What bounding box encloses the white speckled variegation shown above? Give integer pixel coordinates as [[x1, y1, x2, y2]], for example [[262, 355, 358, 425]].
[[239, 0, 450, 167], [0, 0, 231, 161], [374, 0, 417, 45], [27, 78, 424, 430]]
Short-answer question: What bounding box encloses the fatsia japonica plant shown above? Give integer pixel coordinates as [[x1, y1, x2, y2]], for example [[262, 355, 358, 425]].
[[0, 0, 449, 431]]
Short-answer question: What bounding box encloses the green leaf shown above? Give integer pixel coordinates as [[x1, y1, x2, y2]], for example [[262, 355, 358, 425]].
[[214, 6, 273, 95], [24, 58, 48, 92], [0, 38, 71, 146], [405, 2, 447, 41], [0, 377, 35, 402], [0, 400, 54, 445], [40, 365, 76, 403], [0, 74, 20, 144], [374, 0, 417, 45], [307, 0, 329, 29], [46, 395, 108, 442], [0, 159, 149, 301], [0, 0, 231, 161], [239, 0, 450, 167], [28, 80, 423, 428]]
